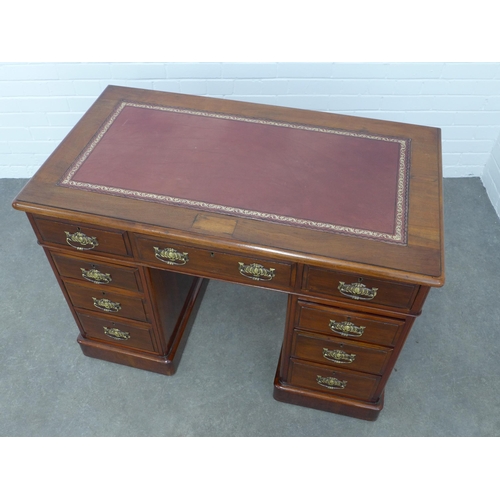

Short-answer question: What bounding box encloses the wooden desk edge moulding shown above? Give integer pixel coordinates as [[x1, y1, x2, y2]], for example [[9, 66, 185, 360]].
[[13, 85, 445, 421]]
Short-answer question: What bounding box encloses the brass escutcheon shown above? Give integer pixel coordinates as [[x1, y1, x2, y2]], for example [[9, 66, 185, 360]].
[[81, 268, 112, 284], [103, 326, 130, 340], [329, 319, 365, 337], [92, 297, 121, 312], [323, 348, 356, 364], [338, 281, 378, 301], [65, 230, 98, 251], [154, 246, 189, 265], [238, 262, 275, 281], [316, 375, 347, 390]]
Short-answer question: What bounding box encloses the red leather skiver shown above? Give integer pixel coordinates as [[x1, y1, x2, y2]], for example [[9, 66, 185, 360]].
[[60, 102, 411, 244]]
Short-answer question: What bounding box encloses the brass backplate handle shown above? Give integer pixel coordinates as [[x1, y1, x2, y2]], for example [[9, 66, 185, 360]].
[[323, 348, 356, 364], [154, 246, 189, 266], [238, 262, 275, 281], [338, 281, 378, 301], [65, 230, 98, 251], [81, 268, 112, 284], [92, 297, 121, 313], [329, 319, 365, 337], [316, 375, 347, 390], [103, 326, 130, 340]]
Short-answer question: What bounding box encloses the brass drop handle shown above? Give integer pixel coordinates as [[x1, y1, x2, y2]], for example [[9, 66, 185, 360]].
[[92, 297, 121, 313], [329, 319, 365, 337], [323, 348, 356, 364], [316, 375, 347, 390], [338, 281, 378, 301], [65, 230, 98, 251], [81, 268, 112, 284], [238, 262, 275, 281], [103, 326, 130, 340], [154, 246, 189, 266]]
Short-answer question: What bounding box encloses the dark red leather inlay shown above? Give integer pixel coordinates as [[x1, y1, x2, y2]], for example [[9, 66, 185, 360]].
[[61, 103, 410, 242]]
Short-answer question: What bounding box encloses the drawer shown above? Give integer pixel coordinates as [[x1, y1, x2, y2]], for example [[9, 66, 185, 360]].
[[303, 266, 419, 310], [133, 234, 294, 291], [64, 282, 148, 322], [288, 358, 381, 401], [51, 253, 142, 292], [77, 312, 156, 353], [33, 216, 131, 257], [291, 329, 392, 375], [296, 301, 404, 347]]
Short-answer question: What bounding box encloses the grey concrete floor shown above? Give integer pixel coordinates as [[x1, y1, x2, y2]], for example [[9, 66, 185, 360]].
[[1, 177, 499, 436]]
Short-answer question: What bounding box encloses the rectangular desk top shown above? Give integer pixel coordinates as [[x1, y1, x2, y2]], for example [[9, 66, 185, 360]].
[[13, 85, 444, 286]]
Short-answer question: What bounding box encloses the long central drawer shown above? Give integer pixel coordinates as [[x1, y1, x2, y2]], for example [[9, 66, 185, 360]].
[[132, 234, 295, 291]]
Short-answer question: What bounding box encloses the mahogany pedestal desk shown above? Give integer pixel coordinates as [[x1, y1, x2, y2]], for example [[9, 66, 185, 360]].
[[12, 86, 445, 421]]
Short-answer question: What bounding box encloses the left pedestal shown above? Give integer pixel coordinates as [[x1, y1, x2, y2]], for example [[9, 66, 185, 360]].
[[29, 214, 207, 376]]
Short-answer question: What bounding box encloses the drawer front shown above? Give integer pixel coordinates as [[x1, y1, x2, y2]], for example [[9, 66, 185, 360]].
[[33, 217, 131, 257], [297, 301, 404, 347], [77, 312, 156, 352], [64, 282, 148, 322], [133, 235, 294, 291], [292, 330, 392, 375], [288, 358, 380, 401], [52, 253, 142, 292], [303, 266, 418, 310]]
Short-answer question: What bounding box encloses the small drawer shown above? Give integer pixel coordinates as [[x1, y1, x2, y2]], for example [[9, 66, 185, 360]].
[[292, 330, 392, 375], [296, 301, 404, 347], [32, 216, 131, 257], [303, 266, 418, 310], [288, 358, 381, 401], [133, 234, 294, 291], [64, 282, 148, 322], [77, 312, 156, 352], [51, 253, 142, 292]]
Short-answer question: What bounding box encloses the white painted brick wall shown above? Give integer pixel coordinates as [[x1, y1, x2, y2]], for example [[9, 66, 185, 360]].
[[2, 62, 500, 191]]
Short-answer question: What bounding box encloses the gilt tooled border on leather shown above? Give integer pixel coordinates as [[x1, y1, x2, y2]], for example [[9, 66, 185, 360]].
[[58, 100, 411, 245]]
